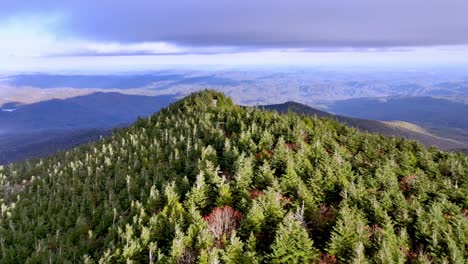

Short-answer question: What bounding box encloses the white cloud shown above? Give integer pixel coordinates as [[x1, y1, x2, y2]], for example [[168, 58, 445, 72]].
[[0, 15, 187, 57], [0, 14, 62, 57], [81, 42, 184, 55]]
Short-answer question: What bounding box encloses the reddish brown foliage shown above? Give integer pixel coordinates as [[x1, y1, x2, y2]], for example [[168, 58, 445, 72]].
[[370, 224, 382, 234], [400, 174, 417, 191], [367, 224, 383, 243], [249, 190, 265, 199], [308, 204, 337, 246], [406, 250, 419, 262], [316, 253, 337, 264], [204, 206, 242, 242], [280, 195, 292, 204], [177, 248, 198, 264], [285, 143, 298, 151], [318, 203, 336, 224], [255, 149, 272, 160]]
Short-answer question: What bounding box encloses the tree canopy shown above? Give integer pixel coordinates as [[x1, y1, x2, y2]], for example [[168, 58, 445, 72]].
[[0, 90, 466, 263]]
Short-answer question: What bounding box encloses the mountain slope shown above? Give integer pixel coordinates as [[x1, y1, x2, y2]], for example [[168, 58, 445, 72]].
[[330, 96, 468, 130], [262, 101, 468, 151], [0, 129, 110, 164], [0, 92, 177, 133], [0, 92, 176, 164], [0, 91, 466, 263], [329, 96, 468, 152]]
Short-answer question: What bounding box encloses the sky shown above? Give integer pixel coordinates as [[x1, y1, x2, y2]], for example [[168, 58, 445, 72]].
[[1, 0, 468, 72]]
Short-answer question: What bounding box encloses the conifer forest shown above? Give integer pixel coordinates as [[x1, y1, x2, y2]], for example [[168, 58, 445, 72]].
[[0, 91, 466, 263]]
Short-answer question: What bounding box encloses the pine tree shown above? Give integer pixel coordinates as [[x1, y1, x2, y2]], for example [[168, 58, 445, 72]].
[[327, 203, 371, 263], [269, 214, 318, 263]]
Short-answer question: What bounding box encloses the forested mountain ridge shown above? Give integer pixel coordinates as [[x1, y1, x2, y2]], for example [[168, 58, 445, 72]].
[[0, 91, 467, 263], [262, 101, 468, 152]]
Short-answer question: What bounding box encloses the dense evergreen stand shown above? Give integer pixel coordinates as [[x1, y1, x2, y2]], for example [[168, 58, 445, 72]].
[[0, 91, 466, 263]]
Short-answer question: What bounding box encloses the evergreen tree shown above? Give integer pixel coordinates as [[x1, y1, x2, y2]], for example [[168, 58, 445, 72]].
[[327, 203, 371, 263], [269, 214, 319, 263]]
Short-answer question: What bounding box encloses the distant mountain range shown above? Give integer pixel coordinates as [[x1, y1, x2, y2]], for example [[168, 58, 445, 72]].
[[8, 74, 186, 89], [7, 73, 253, 90], [4, 71, 468, 107]]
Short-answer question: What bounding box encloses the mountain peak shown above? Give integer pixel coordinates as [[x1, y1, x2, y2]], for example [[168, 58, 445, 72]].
[[171, 90, 235, 111]]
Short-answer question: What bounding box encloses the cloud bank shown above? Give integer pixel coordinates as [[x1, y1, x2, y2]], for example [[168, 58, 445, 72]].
[[1, 0, 468, 47]]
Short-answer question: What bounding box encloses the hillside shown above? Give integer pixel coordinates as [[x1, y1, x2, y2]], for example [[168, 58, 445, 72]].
[[0, 129, 110, 164], [0, 91, 466, 263], [262, 101, 468, 151], [0, 92, 176, 133], [330, 97, 468, 130], [0, 92, 176, 164]]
